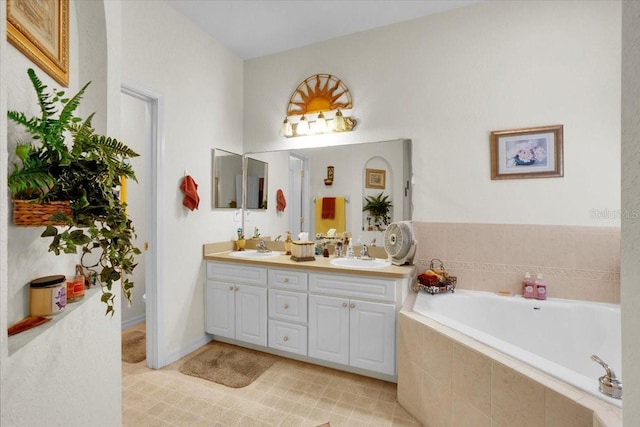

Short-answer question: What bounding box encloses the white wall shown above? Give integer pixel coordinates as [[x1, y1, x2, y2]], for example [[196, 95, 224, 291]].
[[244, 0, 621, 227], [621, 1, 640, 424], [121, 1, 244, 363], [1, 2, 121, 425]]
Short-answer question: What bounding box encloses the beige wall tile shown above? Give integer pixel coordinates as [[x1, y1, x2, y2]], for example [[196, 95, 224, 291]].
[[451, 393, 491, 427], [421, 371, 453, 427], [445, 224, 475, 262], [474, 224, 506, 264], [452, 344, 492, 415], [491, 362, 545, 426], [414, 222, 447, 261], [545, 389, 592, 427], [574, 231, 616, 272], [472, 269, 505, 293], [504, 225, 540, 266], [538, 227, 576, 270], [574, 279, 617, 303], [422, 324, 454, 381], [398, 312, 423, 362]]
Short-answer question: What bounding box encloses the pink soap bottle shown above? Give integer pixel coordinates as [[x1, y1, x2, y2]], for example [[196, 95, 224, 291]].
[[534, 273, 547, 300], [522, 272, 534, 298]]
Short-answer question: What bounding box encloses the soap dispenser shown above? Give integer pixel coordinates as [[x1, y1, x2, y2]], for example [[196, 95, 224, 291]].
[[523, 272, 534, 299], [346, 238, 354, 258], [284, 231, 292, 255]]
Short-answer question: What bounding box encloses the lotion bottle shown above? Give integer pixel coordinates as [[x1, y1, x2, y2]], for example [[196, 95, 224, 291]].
[[523, 272, 534, 298], [534, 273, 547, 300], [346, 239, 354, 258]]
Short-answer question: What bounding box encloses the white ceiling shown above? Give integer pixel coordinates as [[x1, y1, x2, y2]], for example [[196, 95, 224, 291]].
[[164, 0, 480, 60]]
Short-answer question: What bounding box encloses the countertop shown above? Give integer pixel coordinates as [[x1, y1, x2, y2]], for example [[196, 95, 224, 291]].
[[204, 250, 416, 279]]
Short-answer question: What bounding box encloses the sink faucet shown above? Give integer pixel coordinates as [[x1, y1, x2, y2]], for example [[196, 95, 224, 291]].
[[256, 239, 270, 253], [591, 354, 622, 399], [360, 244, 369, 259]]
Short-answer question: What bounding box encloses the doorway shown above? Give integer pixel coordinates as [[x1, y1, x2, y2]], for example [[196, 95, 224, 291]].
[[120, 82, 164, 369]]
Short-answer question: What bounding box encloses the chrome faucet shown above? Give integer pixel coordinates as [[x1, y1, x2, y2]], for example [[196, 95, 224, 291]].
[[591, 355, 622, 399], [360, 244, 369, 259], [256, 239, 270, 253]]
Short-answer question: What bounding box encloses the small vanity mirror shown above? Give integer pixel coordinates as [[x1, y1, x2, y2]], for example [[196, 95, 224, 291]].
[[212, 148, 242, 209], [245, 156, 268, 209]]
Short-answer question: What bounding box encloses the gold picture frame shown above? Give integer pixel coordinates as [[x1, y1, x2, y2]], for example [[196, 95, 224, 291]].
[[7, 0, 69, 87], [490, 124, 564, 180], [365, 168, 386, 189]]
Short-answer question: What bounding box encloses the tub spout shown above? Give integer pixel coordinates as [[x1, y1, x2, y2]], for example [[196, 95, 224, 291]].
[[591, 354, 622, 399]]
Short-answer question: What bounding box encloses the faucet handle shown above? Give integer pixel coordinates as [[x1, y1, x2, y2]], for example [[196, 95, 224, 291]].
[[591, 354, 622, 399]]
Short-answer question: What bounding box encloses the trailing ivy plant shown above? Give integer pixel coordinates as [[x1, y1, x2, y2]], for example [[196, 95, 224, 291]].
[[8, 68, 140, 316]]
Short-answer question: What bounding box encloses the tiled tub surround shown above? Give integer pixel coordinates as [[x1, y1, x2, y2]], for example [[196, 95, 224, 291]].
[[398, 293, 623, 427], [413, 222, 621, 303]]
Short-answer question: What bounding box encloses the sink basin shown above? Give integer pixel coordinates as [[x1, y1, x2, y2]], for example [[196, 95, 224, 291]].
[[330, 257, 391, 269], [228, 250, 281, 259]]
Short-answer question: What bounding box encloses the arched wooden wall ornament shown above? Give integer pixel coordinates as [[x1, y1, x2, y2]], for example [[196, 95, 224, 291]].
[[279, 74, 357, 138]]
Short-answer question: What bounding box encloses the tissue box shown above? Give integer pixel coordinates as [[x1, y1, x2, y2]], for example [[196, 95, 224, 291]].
[[291, 241, 315, 261]]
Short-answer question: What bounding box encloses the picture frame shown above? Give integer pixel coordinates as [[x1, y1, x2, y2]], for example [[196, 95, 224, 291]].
[[490, 125, 564, 180], [7, 0, 69, 87], [365, 168, 386, 189]]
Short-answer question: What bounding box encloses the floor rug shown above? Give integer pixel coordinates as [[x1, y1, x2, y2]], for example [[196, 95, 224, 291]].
[[179, 342, 276, 388], [122, 330, 146, 363]]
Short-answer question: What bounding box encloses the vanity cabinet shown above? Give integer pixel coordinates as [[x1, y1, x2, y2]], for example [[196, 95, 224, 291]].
[[205, 262, 267, 346], [308, 273, 396, 376]]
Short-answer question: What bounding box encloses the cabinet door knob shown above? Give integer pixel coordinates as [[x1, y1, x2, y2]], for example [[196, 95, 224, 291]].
[[234, 286, 239, 291], [283, 336, 289, 342], [283, 278, 289, 283], [342, 302, 348, 308], [350, 303, 355, 309], [228, 286, 234, 291], [283, 303, 289, 309]]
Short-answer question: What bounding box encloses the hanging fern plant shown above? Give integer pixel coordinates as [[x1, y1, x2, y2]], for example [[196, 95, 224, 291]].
[[8, 68, 140, 316]]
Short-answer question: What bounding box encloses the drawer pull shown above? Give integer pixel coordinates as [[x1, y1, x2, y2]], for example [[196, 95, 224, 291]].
[[283, 303, 289, 309], [283, 278, 289, 283], [228, 286, 234, 291], [350, 303, 355, 309], [234, 286, 239, 292], [342, 302, 348, 308], [283, 336, 289, 342]]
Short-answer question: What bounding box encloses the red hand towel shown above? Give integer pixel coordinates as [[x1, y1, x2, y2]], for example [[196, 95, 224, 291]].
[[321, 197, 336, 219], [276, 189, 287, 212], [180, 175, 200, 211]]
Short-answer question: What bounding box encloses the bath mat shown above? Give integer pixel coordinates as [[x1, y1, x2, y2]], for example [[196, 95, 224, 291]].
[[121, 330, 146, 363], [179, 342, 276, 388]]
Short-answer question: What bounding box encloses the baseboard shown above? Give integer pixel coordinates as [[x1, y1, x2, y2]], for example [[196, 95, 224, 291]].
[[162, 334, 212, 367], [121, 315, 145, 330]]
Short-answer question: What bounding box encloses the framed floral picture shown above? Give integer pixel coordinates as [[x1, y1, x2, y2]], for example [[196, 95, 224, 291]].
[[365, 168, 386, 189], [490, 125, 563, 180], [7, 0, 69, 87]]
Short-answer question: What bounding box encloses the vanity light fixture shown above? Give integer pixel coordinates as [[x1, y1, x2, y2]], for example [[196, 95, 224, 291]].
[[279, 74, 357, 138]]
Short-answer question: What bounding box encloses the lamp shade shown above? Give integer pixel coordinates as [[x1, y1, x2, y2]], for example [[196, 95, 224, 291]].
[[297, 115, 310, 135]]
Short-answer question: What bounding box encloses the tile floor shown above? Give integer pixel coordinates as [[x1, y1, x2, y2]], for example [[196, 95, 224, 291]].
[[122, 325, 421, 427]]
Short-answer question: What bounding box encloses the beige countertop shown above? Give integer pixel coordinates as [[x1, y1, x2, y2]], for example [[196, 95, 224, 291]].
[[203, 249, 416, 279]]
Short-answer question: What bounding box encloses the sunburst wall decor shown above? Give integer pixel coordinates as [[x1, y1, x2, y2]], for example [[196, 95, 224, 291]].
[[280, 74, 357, 138]]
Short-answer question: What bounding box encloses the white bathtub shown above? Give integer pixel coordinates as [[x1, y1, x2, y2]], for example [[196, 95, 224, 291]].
[[413, 289, 622, 407]]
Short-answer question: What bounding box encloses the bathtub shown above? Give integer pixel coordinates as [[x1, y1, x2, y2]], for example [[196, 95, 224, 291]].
[[412, 289, 622, 407]]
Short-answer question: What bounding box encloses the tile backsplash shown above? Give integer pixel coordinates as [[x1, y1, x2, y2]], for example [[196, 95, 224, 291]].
[[413, 222, 621, 303]]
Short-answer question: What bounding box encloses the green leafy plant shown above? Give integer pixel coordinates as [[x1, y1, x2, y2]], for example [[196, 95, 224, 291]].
[[362, 192, 393, 231], [8, 68, 140, 316]]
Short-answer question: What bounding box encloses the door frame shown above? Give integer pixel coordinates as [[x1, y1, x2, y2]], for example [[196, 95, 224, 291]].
[[121, 81, 165, 369]]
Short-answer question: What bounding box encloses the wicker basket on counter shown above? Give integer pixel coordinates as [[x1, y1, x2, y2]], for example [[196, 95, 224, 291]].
[[13, 199, 72, 227], [417, 258, 457, 295]]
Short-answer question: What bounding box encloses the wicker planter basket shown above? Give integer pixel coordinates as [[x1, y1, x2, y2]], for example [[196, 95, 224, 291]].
[[13, 200, 72, 227]]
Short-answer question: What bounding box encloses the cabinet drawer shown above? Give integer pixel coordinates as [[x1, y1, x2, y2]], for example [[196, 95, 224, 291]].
[[268, 289, 307, 323], [309, 273, 395, 302], [207, 262, 267, 286], [268, 320, 307, 356], [268, 269, 308, 291]]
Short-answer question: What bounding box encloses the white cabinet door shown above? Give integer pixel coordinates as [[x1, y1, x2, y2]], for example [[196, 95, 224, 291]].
[[308, 295, 349, 365], [349, 299, 396, 375], [235, 285, 267, 346], [206, 281, 235, 339]]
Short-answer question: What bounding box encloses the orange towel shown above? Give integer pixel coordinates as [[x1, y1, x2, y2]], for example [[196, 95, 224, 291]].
[[276, 189, 287, 212], [180, 175, 200, 211], [322, 197, 336, 219]]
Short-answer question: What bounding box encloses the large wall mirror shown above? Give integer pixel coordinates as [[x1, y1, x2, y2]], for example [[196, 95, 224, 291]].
[[212, 148, 242, 209], [243, 139, 412, 242]]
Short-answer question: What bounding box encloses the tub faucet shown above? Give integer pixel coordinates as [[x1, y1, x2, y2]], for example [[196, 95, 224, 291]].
[[591, 354, 622, 399], [256, 239, 270, 253]]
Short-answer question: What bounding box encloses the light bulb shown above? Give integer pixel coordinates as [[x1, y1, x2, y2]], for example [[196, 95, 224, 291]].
[[296, 115, 309, 135], [315, 112, 328, 133], [279, 117, 293, 137], [334, 109, 345, 131]]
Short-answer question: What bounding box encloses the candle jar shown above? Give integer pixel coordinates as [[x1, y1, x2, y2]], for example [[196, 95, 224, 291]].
[[30, 275, 67, 316]]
